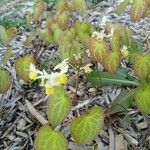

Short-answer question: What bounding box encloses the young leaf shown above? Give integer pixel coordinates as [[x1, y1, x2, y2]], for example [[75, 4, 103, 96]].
[[116, 0, 129, 15], [134, 84, 150, 115], [131, 0, 147, 22], [71, 107, 104, 144], [88, 71, 139, 87], [89, 38, 109, 63], [0, 68, 12, 94], [2, 47, 12, 65], [109, 90, 134, 114], [35, 125, 68, 150], [104, 51, 121, 74], [15, 54, 36, 82], [47, 86, 72, 129], [133, 53, 150, 79], [34, 0, 45, 23]]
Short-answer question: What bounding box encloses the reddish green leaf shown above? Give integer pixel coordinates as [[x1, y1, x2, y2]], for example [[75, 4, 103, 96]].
[[131, 0, 148, 22], [35, 125, 68, 150], [134, 84, 150, 115], [89, 38, 109, 63], [133, 53, 150, 79], [104, 51, 121, 74]]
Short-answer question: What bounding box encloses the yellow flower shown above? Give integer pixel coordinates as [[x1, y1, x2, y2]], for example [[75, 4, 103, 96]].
[[29, 71, 38, 80], [121, 50, 129, 58], [121, 45, 130, 58], [45, 87, 55, 96], [74, 53, 81, 61], [58, 74, 68, 84]]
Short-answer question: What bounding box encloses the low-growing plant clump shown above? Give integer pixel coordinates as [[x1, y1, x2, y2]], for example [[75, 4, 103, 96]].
[[0, 0, 150, 149]]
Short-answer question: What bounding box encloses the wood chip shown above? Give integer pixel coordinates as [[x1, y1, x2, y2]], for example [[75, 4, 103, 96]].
[[25, 100, 48, 125], [115, 134, 128, 150], [109, 129, 115, 150]]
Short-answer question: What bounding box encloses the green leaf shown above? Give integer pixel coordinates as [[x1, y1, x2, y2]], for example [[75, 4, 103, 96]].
[[71, 107, 104, 144], [15, 54, 36, 82], [47, 86, 72, 128], [35, 125, 68, 150], [104, 51, 121, 74], [109, 90, 134, 114], [88, 71, 139, 87], [116, 0, 129, 15], [2, 47, 12, 65], [0, 68, 11, 94], [131, 0, 147, 22], [133, 53, 150, 79], [134, 84, 150, 115]]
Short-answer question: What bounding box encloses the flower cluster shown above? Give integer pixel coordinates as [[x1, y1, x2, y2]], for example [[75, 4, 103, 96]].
[[28, 59, 69, 96]]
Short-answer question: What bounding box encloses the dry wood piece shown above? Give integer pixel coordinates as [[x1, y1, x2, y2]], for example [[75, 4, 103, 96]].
[[109, 129, 115, 150], [115, 134, 128, 150], [25, 100, 48, 125]]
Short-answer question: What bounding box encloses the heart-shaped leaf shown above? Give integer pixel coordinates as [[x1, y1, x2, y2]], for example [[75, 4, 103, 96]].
[[15, 54, 36, 82], [104, 51, 121, 74], [134, 84, 150, 115], [35, 125, 68, 150], [116, 0, 129, 15], [70, 107, 104, 144], [88, 71, 139, 87], [131, 0, 147, 22], [89, 38, 109, 64], [133, 53, 150, 79], [47, 86, 72, 129], [0, 68, 11, 93]]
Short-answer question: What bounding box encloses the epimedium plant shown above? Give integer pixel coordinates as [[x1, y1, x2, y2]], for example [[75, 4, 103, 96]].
[[0, 0, 150, 149], [116, 0, 150, 22]]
